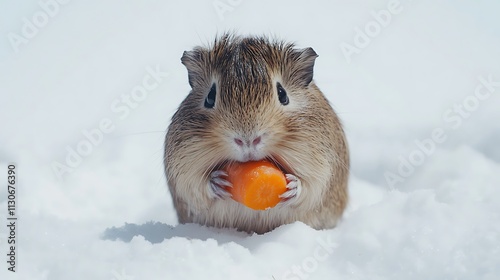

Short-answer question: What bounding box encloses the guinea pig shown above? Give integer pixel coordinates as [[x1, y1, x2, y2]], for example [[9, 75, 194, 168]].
[[164, 33, 349, 234]]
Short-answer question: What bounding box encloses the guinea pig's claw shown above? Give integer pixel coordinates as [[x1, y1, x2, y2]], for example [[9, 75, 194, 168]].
[[208, 170, 233, 199], [278, 174, 302, 207]]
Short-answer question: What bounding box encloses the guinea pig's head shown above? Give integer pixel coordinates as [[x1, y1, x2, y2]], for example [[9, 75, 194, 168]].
[[176, 34, 319, 174]]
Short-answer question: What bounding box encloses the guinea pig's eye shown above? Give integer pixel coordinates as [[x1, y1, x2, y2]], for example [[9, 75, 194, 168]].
[[204, 84, 216, 108], [277, 83, 289, 105]]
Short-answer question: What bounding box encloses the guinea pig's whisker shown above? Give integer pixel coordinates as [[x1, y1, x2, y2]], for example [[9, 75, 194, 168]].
[[268, 153, 293, 175], [200, 148, 229, 179]]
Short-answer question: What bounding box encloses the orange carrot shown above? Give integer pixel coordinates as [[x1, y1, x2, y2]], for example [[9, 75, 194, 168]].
[[225, 160, 287, 210]]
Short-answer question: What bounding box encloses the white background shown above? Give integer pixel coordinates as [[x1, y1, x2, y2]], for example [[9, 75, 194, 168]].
[[1, 0, 499, 279]]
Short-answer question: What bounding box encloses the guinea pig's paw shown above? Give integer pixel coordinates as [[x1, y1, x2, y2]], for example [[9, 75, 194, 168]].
[[278, 174, 302, 207], [208, 170, 233, 199]]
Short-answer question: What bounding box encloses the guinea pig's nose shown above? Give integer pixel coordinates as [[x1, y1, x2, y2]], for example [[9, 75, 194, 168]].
[[234, 135, 262, 147], [252, 136, 262, 146]]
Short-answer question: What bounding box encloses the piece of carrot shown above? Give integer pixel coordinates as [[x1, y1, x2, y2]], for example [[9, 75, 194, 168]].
[[225, 160, 287, 210]]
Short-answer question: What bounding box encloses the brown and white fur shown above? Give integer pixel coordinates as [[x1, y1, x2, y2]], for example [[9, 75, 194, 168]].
[[164, 33, 349, 234]]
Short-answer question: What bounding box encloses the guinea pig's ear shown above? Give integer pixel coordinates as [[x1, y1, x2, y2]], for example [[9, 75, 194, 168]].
[[181, 49, 205, 88], [289, 47, 318, 87]]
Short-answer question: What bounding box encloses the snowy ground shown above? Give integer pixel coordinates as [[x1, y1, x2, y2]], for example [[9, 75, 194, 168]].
[[1, 0, 500, 279]]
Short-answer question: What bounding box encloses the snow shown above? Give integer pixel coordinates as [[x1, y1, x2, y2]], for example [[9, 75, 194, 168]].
[[1, 0, 500, 279]]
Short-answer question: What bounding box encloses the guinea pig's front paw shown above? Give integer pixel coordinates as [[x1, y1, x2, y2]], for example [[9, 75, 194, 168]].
[[278, 174, 302, 207], [208, 170, 233, 199]]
